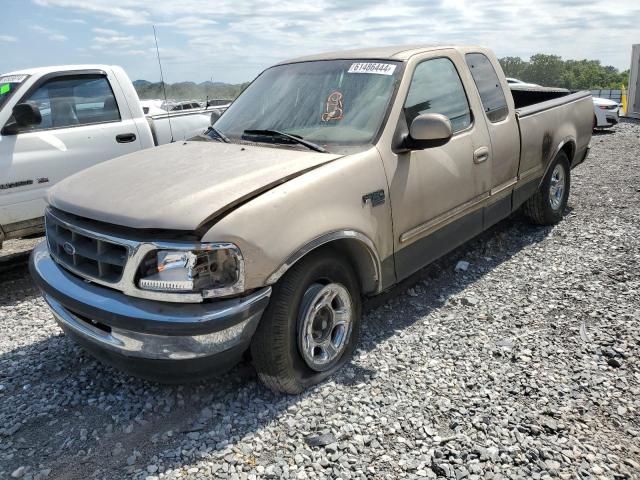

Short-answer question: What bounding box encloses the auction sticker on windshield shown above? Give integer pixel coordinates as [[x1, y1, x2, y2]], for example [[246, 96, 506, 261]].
[[348, 63, 396, 75], [0, 74, 28, 84]]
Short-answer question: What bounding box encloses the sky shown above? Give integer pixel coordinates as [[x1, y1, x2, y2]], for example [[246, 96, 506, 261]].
[[0, 0, 638, 84]]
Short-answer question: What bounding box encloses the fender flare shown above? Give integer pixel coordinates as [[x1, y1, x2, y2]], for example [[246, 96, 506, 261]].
[[265, 230, 382, 294]]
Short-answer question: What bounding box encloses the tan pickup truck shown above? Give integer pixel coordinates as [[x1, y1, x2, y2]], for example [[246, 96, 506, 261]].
[[30, 45, 592, 393]]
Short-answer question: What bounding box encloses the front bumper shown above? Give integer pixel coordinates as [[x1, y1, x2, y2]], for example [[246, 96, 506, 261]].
[[599, 110, 619, 127], [30, 242, 271, 380], [605, 113, 619, 126]]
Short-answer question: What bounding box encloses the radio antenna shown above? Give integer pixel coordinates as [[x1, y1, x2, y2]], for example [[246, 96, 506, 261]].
[[153, 25, 174, 142]]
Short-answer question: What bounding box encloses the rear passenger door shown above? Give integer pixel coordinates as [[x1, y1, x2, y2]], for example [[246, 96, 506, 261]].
[[0, 71, 143, 225], [388, 54, 493, 280], [465, 53, 520, 197]]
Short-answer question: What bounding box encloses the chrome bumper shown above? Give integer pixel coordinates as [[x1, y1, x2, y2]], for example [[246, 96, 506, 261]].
[[30, 242, 271, 361]]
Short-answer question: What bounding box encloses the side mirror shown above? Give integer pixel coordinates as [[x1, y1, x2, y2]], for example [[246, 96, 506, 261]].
[[406, 113, 452, 150], [1, 102, 42, 135], [210, 108, 223, 125], [14, 102, 42, 127]]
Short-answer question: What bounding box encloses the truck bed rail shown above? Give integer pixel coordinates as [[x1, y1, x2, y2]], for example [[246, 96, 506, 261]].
[[516, 90, 592, 118]]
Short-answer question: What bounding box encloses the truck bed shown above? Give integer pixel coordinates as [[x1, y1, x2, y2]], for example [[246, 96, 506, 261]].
[[514, 89, 593, 198], [510, 85, 573, 109]]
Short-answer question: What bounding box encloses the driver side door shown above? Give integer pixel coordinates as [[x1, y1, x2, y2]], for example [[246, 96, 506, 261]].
[[0, 72, 142, 229], [386, 54, 493, 280]]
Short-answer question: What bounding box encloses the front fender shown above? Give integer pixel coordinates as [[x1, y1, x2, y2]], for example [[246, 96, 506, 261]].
[[201, 148, 394, 292]]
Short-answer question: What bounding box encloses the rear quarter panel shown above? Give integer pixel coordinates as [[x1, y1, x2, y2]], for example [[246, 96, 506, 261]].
[[516, 92, 593, 182]]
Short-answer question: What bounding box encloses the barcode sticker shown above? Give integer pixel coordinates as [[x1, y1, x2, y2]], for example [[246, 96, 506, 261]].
[[348, 63, 396, 75], [0, 74, 28, 84]]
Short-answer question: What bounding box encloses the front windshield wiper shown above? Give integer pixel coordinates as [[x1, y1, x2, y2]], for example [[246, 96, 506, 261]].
[[202, 125, 230, 143], [242, 129, 327, 153]]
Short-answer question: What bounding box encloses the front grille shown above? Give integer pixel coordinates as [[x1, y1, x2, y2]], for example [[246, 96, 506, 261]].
[[45, 211, 128, 284]]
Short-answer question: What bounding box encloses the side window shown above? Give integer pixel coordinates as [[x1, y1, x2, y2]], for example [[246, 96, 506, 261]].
[[19, 74, 120, 130], [465, 53, 508, 123], [404, 57, 472, 133]]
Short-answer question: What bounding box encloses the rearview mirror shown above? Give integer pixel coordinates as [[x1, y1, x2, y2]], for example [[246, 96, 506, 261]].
[[406, 113, 452, 150], [1, 102, 42, 135]]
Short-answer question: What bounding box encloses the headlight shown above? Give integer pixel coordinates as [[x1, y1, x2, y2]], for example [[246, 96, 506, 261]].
[[137, 244, 244, 298]]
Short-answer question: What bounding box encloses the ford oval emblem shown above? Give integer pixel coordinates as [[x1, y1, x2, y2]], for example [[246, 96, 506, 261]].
[[63, 242, 76, 256]]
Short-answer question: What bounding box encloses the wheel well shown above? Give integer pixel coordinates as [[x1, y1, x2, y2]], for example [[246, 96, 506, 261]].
[[560, 141, 575, 164], [315, 239, 379, 295]]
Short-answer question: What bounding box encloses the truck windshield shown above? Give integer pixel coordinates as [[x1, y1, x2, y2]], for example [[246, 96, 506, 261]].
[[214, 60, 401, 152], [0, 74, 28, 110]]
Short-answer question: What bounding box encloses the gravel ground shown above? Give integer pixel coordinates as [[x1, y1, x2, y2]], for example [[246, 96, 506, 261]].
[[0, 237, 44, 259], [1, 121, 639, 480]]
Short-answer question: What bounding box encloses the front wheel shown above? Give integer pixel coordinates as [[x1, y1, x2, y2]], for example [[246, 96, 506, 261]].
[[251, 250, 361, 394], [522, 150, 571, 225]]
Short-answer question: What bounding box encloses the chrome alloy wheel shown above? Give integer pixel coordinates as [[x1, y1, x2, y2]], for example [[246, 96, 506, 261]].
[[298, 283, 353, 372], [549, 163, 566, 210]]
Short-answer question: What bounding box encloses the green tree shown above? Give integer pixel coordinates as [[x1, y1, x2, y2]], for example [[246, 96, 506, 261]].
[[524, 54, 564, 87], [498, 54, 629, 90], [499, 56, 528, 79]]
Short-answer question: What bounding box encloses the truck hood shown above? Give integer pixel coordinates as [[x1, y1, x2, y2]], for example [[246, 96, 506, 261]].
[[49, 141, 342, 231]]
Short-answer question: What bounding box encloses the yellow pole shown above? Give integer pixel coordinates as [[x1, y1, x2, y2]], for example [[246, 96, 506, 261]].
[[621, 84, 627, 116]]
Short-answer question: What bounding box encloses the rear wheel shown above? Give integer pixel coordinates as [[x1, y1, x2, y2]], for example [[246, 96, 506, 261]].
[[523, 150, 571, 225], [251, 250, 361, 394]]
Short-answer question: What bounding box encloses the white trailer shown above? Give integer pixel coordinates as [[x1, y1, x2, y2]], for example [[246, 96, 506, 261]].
[[628, 44, 640, 119]]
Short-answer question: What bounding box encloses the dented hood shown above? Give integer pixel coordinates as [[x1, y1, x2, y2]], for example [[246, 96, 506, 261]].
[[49, 141, 341, 231]]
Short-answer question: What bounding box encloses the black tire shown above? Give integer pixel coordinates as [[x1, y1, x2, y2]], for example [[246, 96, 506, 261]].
[[523, 151, 571, 225], [251, 249, 361, 394]]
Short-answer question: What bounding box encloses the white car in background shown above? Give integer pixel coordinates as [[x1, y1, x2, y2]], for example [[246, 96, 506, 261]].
[[592, 97, 619, 129], [506, 77, 541, 88]]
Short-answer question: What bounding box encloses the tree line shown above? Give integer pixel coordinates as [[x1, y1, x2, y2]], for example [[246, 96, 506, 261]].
[[133, 53, 630, 102], [499, 54, 629, 90]]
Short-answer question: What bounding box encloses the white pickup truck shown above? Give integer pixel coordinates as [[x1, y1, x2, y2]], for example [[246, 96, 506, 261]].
[[0, 65, 212, 249]]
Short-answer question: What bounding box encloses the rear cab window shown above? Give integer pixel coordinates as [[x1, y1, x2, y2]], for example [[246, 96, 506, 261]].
[[404, 57, 472, 133], [465, 53, 509, 122]]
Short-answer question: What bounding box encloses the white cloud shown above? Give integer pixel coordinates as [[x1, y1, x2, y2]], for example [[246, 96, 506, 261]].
[[92, 27, 120, 36], [91, 33, 153, 51], [54, 17, 86, 24], [30, 0, 640, 81], [0, 35, 18, 43], [30, 25, 67, 41]]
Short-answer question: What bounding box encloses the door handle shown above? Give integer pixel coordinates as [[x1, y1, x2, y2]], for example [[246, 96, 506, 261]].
[[473, 146, 489, 164], [116, 133, 136, 143]]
